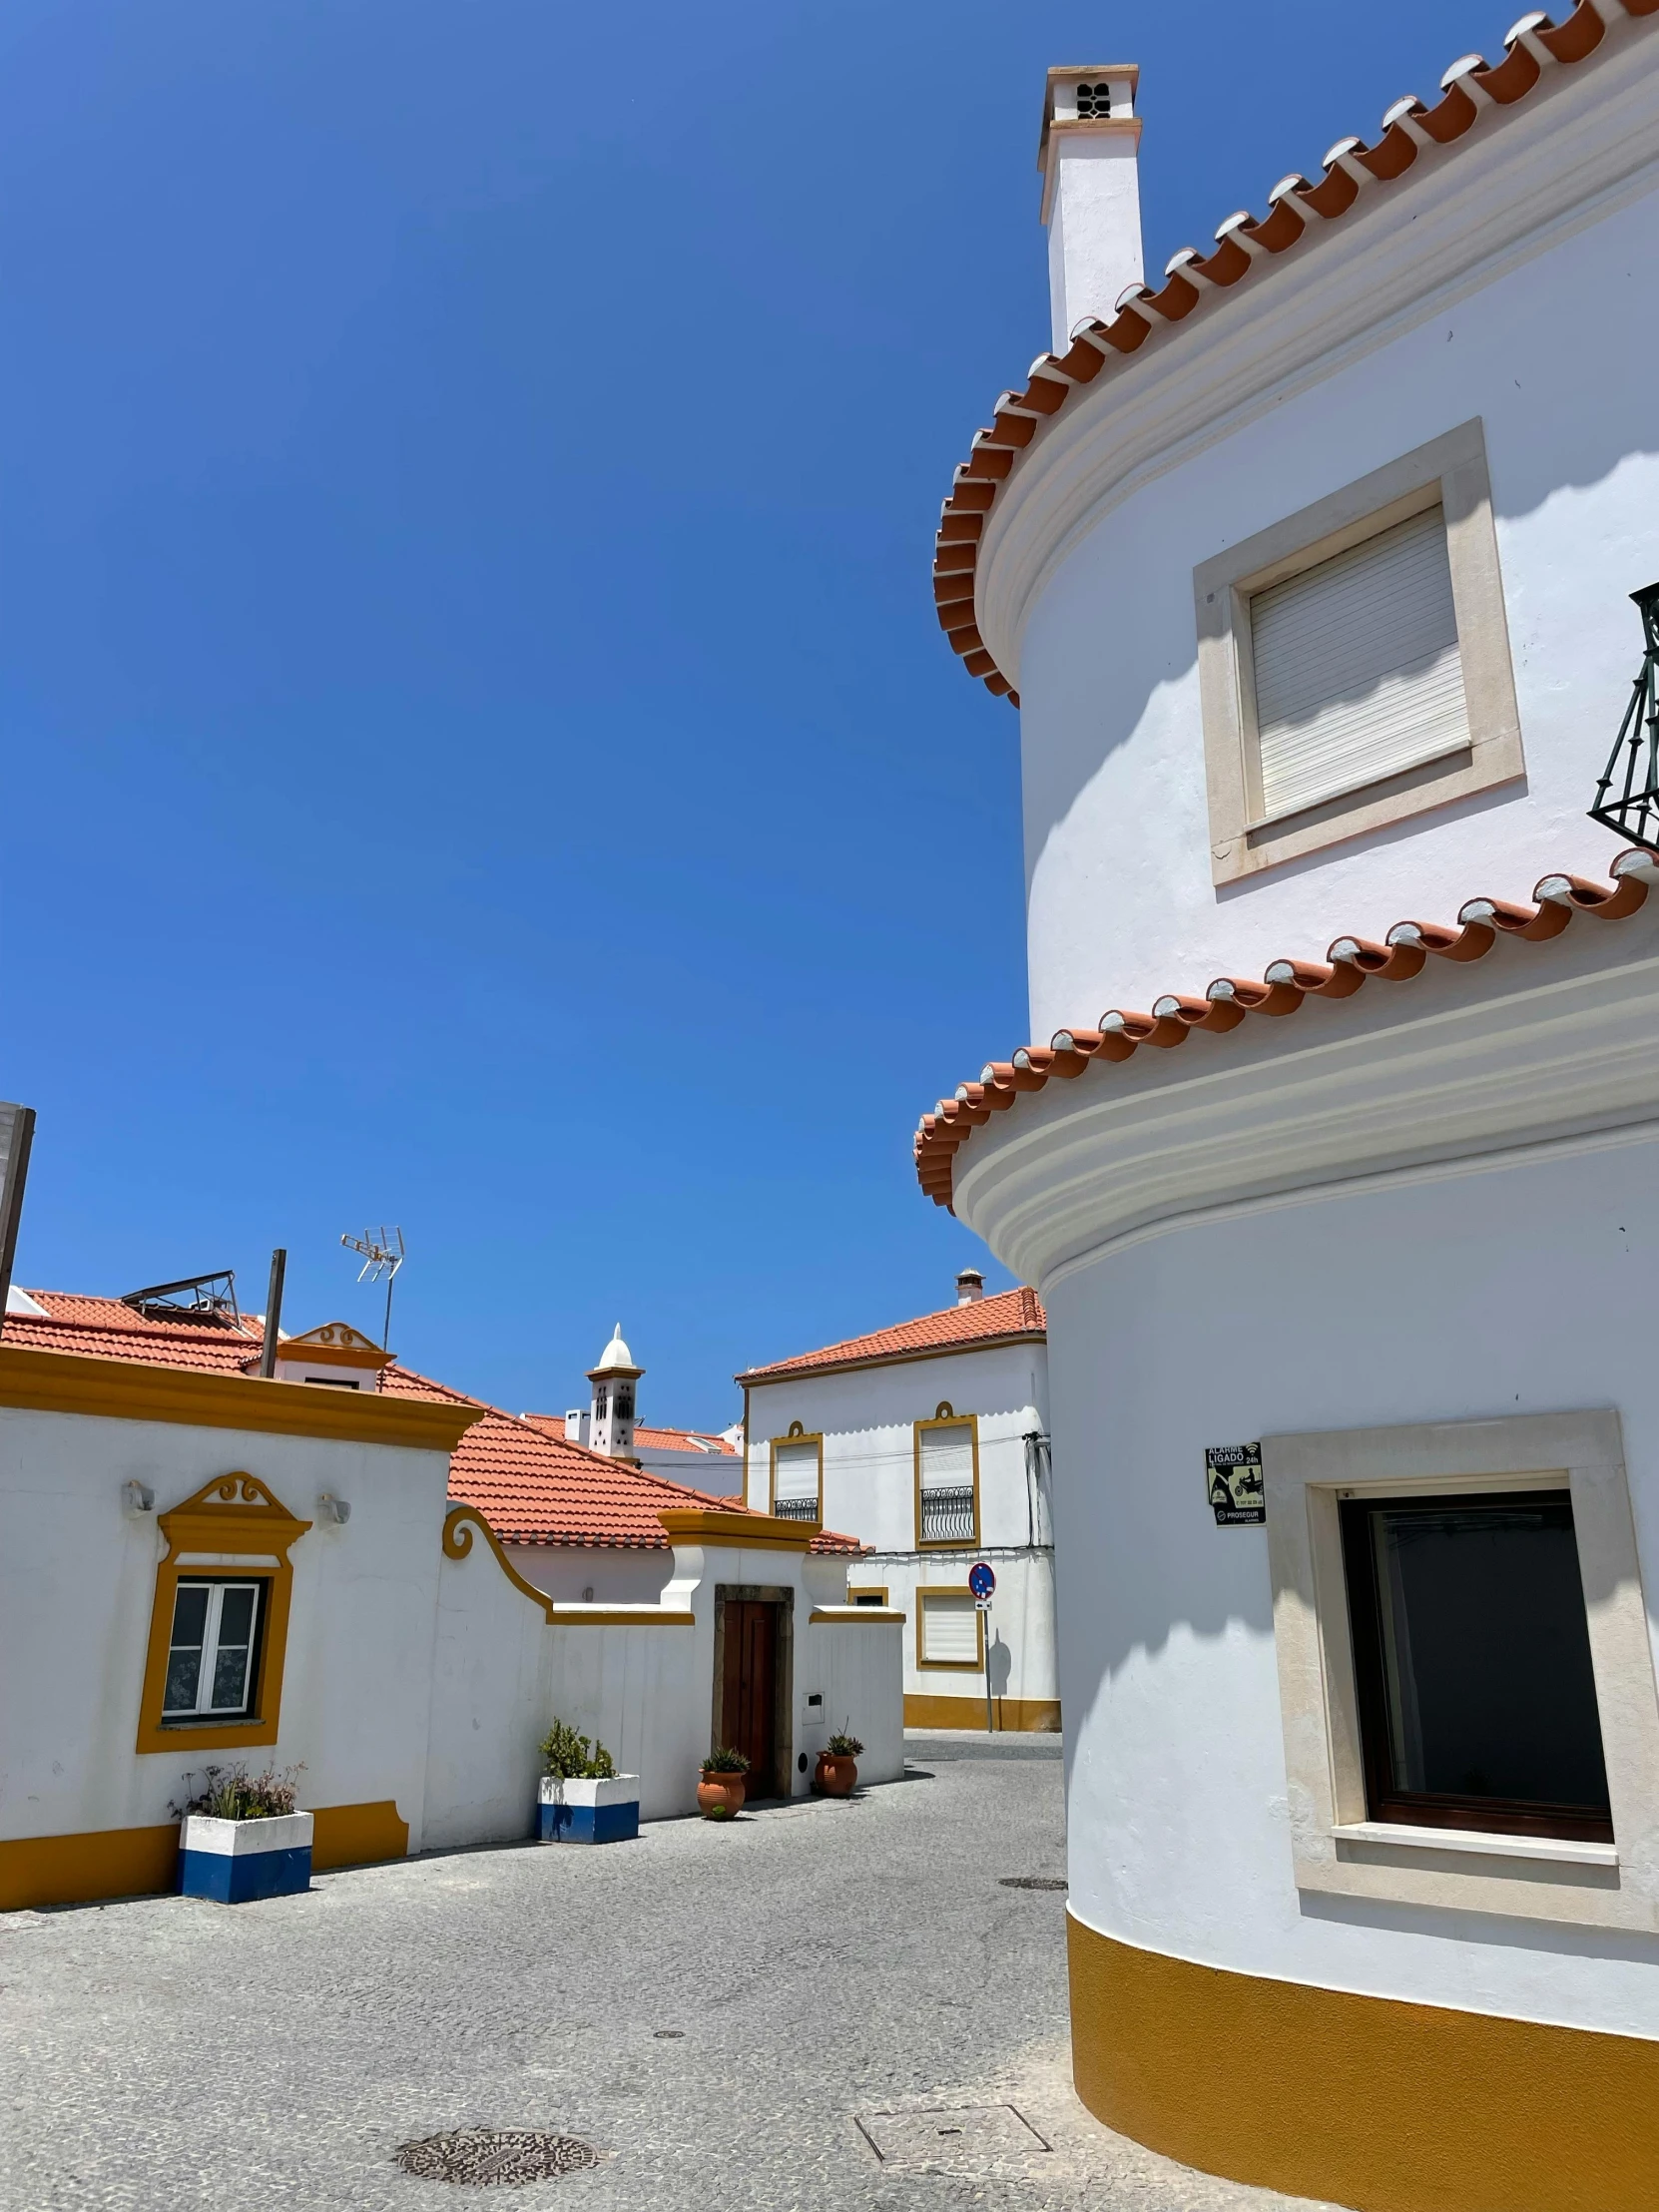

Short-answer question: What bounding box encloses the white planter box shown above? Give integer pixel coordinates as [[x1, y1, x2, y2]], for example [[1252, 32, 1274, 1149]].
[[538, 1774, 640, 1844], [179, 1811, 313, 1903]]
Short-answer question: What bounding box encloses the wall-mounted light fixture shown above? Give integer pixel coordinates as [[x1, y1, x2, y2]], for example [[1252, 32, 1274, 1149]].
[[316, 1493, 351, 1525], [121, 1479, 156, 1516]]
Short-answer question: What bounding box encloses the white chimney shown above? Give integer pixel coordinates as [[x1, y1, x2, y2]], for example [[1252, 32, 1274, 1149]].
[[564, 1407, 591, 1445], [956, 1269, 985, 1306], [1039, 67, 1144, 356]]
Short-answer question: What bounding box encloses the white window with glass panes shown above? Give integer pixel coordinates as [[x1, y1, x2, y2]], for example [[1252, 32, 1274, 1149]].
[[163, 1578, 266, 1721]]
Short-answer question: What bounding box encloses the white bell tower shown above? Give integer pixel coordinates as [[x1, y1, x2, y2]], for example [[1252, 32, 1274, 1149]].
[[587, 1324, 643, 1459]]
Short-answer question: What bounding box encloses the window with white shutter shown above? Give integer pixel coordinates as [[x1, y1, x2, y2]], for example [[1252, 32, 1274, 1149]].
[[915, 1415, 978, 1547], [1249, 506, 1469, 821], [1193, 422, 1523, 884], [919, 1592, 982, 1668], [770, 1435, 821, 1522]]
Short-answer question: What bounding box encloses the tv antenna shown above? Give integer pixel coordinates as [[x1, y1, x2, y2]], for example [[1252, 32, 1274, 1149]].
[[340, 1226, 405, 1349]]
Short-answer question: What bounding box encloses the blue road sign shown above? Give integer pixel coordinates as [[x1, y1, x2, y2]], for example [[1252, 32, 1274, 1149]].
[[968, 1561, 996, 1599]]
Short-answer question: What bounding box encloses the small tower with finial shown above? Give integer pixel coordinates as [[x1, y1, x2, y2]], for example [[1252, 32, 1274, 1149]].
[[587, 1324, 643, 1459]]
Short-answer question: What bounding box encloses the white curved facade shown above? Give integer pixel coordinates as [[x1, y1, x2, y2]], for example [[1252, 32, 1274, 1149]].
[[938, 19, 1659, 2210]]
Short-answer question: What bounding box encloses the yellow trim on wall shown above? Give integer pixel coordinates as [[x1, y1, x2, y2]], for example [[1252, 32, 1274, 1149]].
[[135, 1473, 311, 1755], [904, 1693, 1060, 1731], [0, 1823, 180, 1911], [310, 1800, 408, 1870], [847, 1583, 890, 1608], [915, 1585, 983, 1671], [1067, 1914, 1659, 2212], [551, 1607, 695, 1627], [913, 1409, 981, 1550], [658, 1507, 818, 1552], [0, 1342, 481, 1448], [767, 1422, 823, 1524], [809, 1606, 904, 1623], [443, 1506, 557, 1620]]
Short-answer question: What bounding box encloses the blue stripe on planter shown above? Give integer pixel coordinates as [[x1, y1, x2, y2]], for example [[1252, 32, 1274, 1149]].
[[538, 1799, 639, 1845], [180, 1846, 312, 1903]]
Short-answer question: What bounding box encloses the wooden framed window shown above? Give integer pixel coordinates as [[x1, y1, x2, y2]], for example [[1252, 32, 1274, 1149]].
[[1340, 1489, 1612, 1843], [1195, 420, 1522, 882], [913, 1404, 979, 1549], [136, 1474, 311, 1755], [768, 1422, 823, 1524], [916, 1588, 983, 1671], [1265, 1409, 1659, 1933], [162, 1579, 268, 1722]]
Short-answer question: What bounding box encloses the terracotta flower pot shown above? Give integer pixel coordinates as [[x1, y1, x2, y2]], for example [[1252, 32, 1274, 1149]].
[[814, 1753, 857, 1798], [698, 1772, 747, 1819]]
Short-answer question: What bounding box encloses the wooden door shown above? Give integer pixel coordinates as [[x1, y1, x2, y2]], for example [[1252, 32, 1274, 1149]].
[[720, 1599, 779, 1797]]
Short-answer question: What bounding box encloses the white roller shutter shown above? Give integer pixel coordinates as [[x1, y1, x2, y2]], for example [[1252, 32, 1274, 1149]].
[[920, 1593, 980, 1665], [1249, 506, 1469, 821], [772, 1438, 820, 1506], [918, 1423, 974, 1492]]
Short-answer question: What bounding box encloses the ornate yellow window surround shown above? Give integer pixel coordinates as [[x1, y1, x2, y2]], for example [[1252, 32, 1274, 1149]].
[[135, 1474, 312, 1755]]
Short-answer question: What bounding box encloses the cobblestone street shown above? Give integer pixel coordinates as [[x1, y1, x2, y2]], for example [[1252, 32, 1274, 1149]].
[[1, 1738, 1326, 2210]]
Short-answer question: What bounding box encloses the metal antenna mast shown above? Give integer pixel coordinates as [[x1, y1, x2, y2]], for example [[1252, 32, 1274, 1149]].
[[340, 1226, 405, 1349]]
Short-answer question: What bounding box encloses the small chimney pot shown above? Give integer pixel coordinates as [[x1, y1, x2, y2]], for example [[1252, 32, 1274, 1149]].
[[956, 1269, 985, 1306]]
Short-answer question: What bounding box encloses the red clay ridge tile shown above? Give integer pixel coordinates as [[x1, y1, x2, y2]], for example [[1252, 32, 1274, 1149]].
[[913, 854, 1659, 1209]]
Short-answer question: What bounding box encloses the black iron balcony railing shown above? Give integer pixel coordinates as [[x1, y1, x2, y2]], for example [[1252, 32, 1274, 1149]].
[[772, 1494, 820, 1522], [1589, 583, 1659, 851], [919, 1485, 976, 1544]]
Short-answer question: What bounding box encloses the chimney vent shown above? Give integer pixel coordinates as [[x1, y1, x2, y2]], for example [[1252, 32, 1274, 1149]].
[[956, 1269, 985, 1306], [1039, 65, 1144, 355]]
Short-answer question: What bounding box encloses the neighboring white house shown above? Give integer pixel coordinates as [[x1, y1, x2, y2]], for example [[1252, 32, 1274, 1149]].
[[736, 1272, 1056, 1731], [917, 15, 1659, 2212], [0, 1293, 899, 1912]]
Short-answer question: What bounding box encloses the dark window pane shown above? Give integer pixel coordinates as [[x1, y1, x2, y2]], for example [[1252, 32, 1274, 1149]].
[[163, 1585, 211, 1713], [170, 1584, 210, 1645], [164, 1647, 203, 1713], [211, 1641, 251, 1711], [217, 1586, 256, 1647], [1354, 1493, 1609, 1817]]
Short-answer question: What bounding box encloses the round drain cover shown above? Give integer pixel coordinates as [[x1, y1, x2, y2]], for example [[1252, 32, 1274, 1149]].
[[394, 2129, 601, 2187]]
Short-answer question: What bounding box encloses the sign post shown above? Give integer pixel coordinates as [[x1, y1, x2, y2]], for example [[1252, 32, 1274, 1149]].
[[969, 1561, 996, 1733]]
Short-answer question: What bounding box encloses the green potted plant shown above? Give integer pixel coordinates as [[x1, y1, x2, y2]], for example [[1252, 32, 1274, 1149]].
[[539, 1718, 637, 1844], [698, 1747, 750, 1819], [174, 1764, 310, 1903], [814, 1729, 863, 1799]]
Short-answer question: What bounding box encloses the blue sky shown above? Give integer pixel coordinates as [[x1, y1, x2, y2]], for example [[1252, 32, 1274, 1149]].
[[0, 1, 1518, 1426]]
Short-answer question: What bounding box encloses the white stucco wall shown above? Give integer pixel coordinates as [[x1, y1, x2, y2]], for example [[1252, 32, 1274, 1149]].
[[1048, 1128, 1659, 2039], [0, 1410, 450, 1848], [1012, 164, 1659, 1041], [504, 1543, 673, 1606]]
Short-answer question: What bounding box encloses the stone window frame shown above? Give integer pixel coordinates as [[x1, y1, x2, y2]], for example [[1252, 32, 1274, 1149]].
[[1264, 1408, 1659, 1933], [1194, 419, 1524, 885]]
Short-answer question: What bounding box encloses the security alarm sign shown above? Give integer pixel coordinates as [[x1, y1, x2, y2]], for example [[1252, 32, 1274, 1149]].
[[1206, 1443, 1266, 1526]]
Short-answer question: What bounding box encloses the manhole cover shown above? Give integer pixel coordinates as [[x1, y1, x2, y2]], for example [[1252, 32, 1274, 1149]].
[[856, 2104, 1052, 2175], [999, 1875, 1067, 1890], [394, 2130, 601, 2186]]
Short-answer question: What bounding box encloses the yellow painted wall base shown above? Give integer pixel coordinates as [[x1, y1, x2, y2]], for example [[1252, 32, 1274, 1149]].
[[0, 1800, 408, 1912], [1068, 1913, 1659, 2212], [904, 1693, 1061, 1732], [310, 1801, 408, 1870], [0, 1825, 179, 1912]]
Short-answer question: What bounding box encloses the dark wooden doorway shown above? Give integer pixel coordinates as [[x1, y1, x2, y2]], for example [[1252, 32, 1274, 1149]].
[[720, 1598, 780, 1798]]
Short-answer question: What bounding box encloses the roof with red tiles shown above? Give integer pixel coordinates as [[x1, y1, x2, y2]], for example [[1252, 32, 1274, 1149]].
[[738, 1286, 1046, 1384], [936, 2, 1658, 702], [1, 1293, 861, 1555], [914, 856, 1658, 1207], [519, 1413, 738, 1458]]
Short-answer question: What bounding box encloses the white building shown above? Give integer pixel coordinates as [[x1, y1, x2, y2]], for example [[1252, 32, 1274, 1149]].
[[0, 1292, 900, 1911], [527, 1325, 743, 1497], [917, 14, 1659, 2211], [737, 1272, 1057, 1730]]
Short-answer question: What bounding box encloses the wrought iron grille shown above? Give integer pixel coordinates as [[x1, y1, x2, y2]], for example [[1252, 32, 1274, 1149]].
[[1589, 583, 1659, 851], [773, 1494, 820, 1522], [919, 1485, 976, 1543]]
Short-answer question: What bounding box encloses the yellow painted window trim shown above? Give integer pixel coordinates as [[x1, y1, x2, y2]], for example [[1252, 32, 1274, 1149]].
[[913, 1406, 981, 1551], [768, 1421, 824, 1524], [915, 1584, 984, 1672], [847, 1583, 890, 1608], [135, 1474, 312, 1755]]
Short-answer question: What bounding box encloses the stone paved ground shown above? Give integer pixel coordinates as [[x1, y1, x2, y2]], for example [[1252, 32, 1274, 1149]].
[[0, 1735, 1333, 2210]]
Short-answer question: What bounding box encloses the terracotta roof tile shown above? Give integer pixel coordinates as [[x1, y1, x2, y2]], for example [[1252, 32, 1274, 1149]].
[[914, 855, 1659, 1207], [939, 2, 1659, 703], [0, 1299, 861, 1556], [518, 1413, 738, 1457], [738, 1286, 1045, 1382]]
